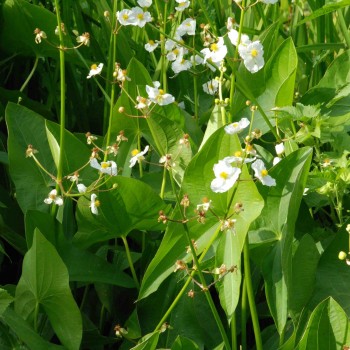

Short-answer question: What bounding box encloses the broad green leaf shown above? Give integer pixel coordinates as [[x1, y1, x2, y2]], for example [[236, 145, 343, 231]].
[[167, 285, 222, 349], [171, 335, 200, 350], [252, 147, 312, 333], [0, 289, 14, 315], [0, 0, 77, 62], [6, 103, 94, 213], [1, 307, 64, 350], [296, 1, 350, 26], [74, 176, 168, 248], [296, 298, 350, 350], [308, 225, 350, 318], [25, 210, 134, 287], [6, 103, 56, 213], [235, 38, 298, 135], [302, 50, 350, 117], [139, 128, 264, 300], [0, 0, 58, 57], [15, 229, 82, 350], [289, 234, 320, 320], [199, 105, 222, 150]]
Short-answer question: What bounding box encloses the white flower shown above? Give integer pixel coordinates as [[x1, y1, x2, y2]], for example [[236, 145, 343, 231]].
[[273, 157, 281, 166], [224, 154, 255, 165], [260, 0, 278, 4], [321, 158, 332, 167], [90, 158, 118, 176], [275, 142, 285, 156], [228, 29, 251, 46], [224, 117, 250, 134], [211, 159, 241, 193], [201, 37, 227, 63], [251, 159, 276, 186], [167, 46, 188, 62], [129, 145, 149, 168], [135, 96, 152, 109], [44, 189, 63, 206], [176, 18, 196, 36], [238, 41, 264, 73], [221, 219, 236, 234], [138, 0, 152, 7], [116, 9, 136, 26], [175, 0, 190, 11], [191, 54, 203, 66], [196, 200, 212, 212], [34, 28, 47, 44], [202, 79, 219, 95], [87, 63, 103, 79], [172, 57, 192, 74], [90, 193, 100, 215], [76, 32, 90, 46], [130, 7, 152, 27], [77, 183, 87, 193], [146, 81, 175, 105], [145, 40, 159, 52]]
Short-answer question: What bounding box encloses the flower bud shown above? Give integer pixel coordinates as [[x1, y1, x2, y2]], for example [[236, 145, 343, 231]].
[[339, 251, 347, 260]]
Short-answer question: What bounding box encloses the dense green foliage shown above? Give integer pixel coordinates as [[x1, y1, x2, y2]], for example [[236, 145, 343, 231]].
[[1, 0, 350, 349]]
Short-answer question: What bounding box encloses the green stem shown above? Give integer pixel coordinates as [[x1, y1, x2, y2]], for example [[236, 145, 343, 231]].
[[54, 0, 66, 185], [121, 235, 140, 290], [243, 236, 262, 350], [160, 164, 167, 199], [79, 285, 89, 311], [137, 129, 144, 178], [337, 9, 350, 49], [231, 313, 238, 350], [168, 171, 231, 350], [20, 56, 39, 93], [154, 224, 223, 330], [279, 324, 286, 347], [103, 0, 118, 133], [104, 32, 117, 162], [219, 67, 227, 126], [229, 0, 246, 121], [99, 305, 106, 332], [162, 1, 168, 91], [241, 279, 247, 350]]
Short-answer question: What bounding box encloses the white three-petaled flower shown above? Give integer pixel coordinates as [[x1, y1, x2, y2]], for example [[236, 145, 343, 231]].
[[224, 117, 250, 134], [211, 159, 241, 193], [251, 159, 276, 186], [90, 158, 118, 176], [129, 145, 149, 168], [44, 189, 63, 206]]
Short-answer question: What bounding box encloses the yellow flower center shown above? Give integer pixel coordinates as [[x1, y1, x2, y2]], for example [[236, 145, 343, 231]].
[[101, 162, 110, 169], [234, 151, 242, 157], [158, 89, 165, 95], [181, 58, 185, 64], [173, 48, 179, 55], [131, 149, 140, 156], [122, 14, 129, 20], [149, 40, 155, 45], [220, 172, 228, 179], [232, 122, 239, 127], [261, 169, 268, 177], [246, 144, 253, 152], [49, 194, 56, 200], [251, 49, 258, 57], [137, 13, 144, 20], [94, 200, 101, 207], [91, 64, 97, 70], [179, 2, 186, 6], [210, 43, 218, 52]]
